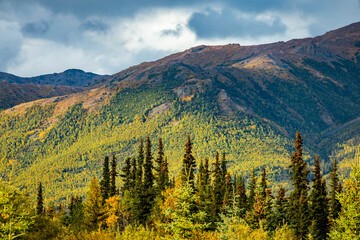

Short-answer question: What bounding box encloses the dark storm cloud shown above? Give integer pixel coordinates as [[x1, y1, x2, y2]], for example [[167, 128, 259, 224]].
[[80, 19, 110, 33], [188, 9, 286, 39], [21, 21, 50, 37], [12, 0, 289, 18], [161, 24, 183, 37]]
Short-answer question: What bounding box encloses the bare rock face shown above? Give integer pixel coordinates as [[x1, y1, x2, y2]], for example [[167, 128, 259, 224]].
[[149, 102, 171, 118]]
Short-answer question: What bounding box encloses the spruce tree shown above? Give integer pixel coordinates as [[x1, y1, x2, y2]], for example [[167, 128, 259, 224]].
[[36, 182, 44, 215], [288, 132, 310, 239], [274, 187, 287, 227], [198, 158, 212, 226], [69, 195, 84, 231], [154, 138, 170, 194], [131, 157, 137, 190], [155, 138, 164, 187], [100, 156, 110, 203], [220, 152, 227, 185], [222, 173, 233, 209], [132, 139, 147, 225], [143, 137, 155, 221], [260, 168, 268, 198], [109, 154, 117, 197], [212, 152, 223, 220], [144, 137, 154, 191], [120, 157, 132, 195], [309, 156, 329, 240], [180, 136, 196, 186], [248, 168, 257, 210], [329, 159, 341, 221], [136, 139, 144, 183], [235, 175, 248, 218]]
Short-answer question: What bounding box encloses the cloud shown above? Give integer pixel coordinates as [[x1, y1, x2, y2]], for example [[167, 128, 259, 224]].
[[161, 24, 183, 37], [0, 0, 359, 77], [80, 19, 110, 33], [21, 21, 50, 37], [188, 8, 287, 39], [0, 20, 23, 71]]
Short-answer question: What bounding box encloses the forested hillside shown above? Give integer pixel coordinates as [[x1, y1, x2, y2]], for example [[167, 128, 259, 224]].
[[0, 22, 360, 205]]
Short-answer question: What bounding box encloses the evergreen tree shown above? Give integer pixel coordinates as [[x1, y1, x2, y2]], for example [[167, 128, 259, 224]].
[[309, 156, 329, 240], [120, 157, 132, 195], [136, 139, 144, 183], [36, 182, 44, 215], [248, 168, 257, 210], [220, 152, 227, 185], [273, 187, 287, 227], [85, 178, 104, 230], [143, 137, 154, 191], [198, 158, 213, 227], [260, 168, 268, 198], [109, 154, 117, 197], [180, 136, 196, 186], [155, 138, 165, 192], [131, 139, 147, 225], [288, 132, 310, 239], [131, 157, 137, 189], [160, 157, 170, 189], [143, 137, 155, 222], [223, 173, 233, 209], [329, 159, 341, 221], [212, 152, 223, 220], [100, 156, 110, 203], [68, 195, 84, 232], [235, 175, 248, 218]]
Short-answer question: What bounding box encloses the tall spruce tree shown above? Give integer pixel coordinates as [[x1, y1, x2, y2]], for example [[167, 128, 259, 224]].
[[109, 155, 117, 197], [288, 132, 310, 239], [131, 157, 137, 190], [198, 158, 212, 226], [235, 175, 248, 218], [309, 156, 329, 240], [273, 187, 287, 227], [136, 139, 144, 183], [155, 138, 168, 192], [222, 173, 233, 209], [100, 156, 110, 203], [180, 136, 196, 186], [212, 152, 223, 220], [36, 182, 44, 215], [143, 137, 155, 221], [248, 168, 257, 210], [260, 168, 268, 198], [120, 157, 132, 195], [68, 195, 84, 231], [220, 152, 227, 185], [329, 159, 341, 221]]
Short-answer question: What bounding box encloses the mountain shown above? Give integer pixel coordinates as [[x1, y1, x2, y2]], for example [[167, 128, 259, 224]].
[[0, 81, 83, 111], [1, 22, 359, 203], [0, 69, 107, 110], [0, 69, 105, 87]]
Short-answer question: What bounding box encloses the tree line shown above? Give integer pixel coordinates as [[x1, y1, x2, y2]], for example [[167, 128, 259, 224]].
[[2, 132, 359, 239]]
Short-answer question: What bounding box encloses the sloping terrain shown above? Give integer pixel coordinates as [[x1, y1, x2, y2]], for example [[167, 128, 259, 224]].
[[0, 22, 360, 203], [0, 69, 107, 110], [0, 81, 83, 110]]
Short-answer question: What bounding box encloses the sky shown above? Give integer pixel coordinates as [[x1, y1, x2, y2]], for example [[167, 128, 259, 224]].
[[0, 0, 359, 77]]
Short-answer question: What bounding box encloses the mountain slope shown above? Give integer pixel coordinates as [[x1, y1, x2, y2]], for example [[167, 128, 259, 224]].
[[0, 81, 83, 111], [1, 22, 360, 203], [0, 69, 107, 110]]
